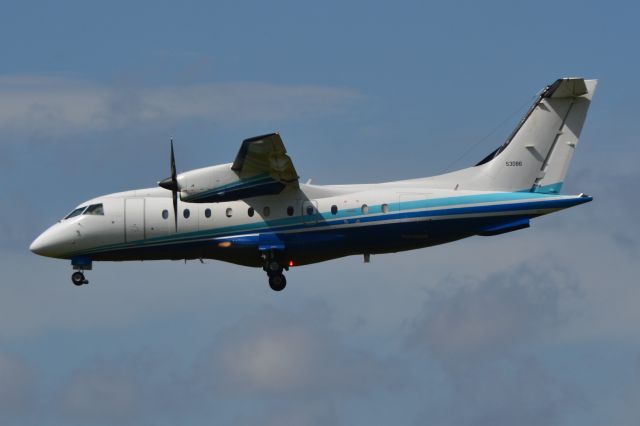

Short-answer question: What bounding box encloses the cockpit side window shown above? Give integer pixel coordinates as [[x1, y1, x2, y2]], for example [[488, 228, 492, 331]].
[[84, 204, 104, 215], [64, 206, 86, 219]]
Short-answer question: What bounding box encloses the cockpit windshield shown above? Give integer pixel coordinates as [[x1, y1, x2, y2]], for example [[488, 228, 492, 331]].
[[63, 203, 104, 220], [64, 206, 87, 219], [84, 203, 104, 215]]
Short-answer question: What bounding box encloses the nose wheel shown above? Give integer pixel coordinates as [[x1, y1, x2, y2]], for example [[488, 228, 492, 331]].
[[70, 257, 92, 286], [71, 271, 89, 286]]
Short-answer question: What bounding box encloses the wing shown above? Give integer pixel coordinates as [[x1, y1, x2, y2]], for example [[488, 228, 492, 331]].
[[232, 133, 299, 185]]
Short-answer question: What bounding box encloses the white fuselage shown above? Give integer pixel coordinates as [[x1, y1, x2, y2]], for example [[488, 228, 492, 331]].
[[29, 180, 589, 268]]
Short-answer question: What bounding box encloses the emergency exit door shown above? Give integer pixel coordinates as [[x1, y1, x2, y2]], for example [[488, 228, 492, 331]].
[[125, 198, 145, 242]]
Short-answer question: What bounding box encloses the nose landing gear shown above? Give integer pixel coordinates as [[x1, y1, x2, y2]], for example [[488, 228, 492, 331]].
[[71, 256, 92, 286], [71, 271, 89, 286]]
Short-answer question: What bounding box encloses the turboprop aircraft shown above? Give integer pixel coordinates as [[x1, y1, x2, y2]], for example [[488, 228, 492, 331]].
[[30, 77, 596, 291]]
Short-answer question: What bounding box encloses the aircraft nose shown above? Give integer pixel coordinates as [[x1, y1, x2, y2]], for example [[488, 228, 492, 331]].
[[30, 231, 53, 256], [29, 225, 73, 258]]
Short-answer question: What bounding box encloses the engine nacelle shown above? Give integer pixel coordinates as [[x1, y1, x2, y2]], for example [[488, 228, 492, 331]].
[[177, 163, 285, 203]]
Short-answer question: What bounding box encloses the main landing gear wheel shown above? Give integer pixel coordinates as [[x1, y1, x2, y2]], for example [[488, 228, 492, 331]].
[[71, 272, 88, 286], [261, 250, 289, 292], [268, 274, 287, 292]]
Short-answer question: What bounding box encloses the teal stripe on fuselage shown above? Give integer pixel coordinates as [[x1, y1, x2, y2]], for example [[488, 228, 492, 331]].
[[394, 191, 558, 213], [517, 182, 564, 195], [71, 191, 570, 257]]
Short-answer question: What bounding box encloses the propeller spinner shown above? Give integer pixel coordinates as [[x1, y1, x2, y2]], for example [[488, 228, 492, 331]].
[[158, 140, 179, 231]]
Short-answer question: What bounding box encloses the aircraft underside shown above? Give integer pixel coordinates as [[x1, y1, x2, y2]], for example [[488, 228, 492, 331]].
[[87, 212, 536, 267]]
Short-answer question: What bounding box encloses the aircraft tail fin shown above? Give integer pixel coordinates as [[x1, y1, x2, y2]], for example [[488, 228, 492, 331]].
[[475, 78, 597, 193]]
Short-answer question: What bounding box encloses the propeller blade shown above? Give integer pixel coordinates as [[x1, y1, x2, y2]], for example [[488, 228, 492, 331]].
[[170, 139, 177, 185], [170, 139, 178, 232], [172, 187, 178, 232], [158, 139, 180, 232]]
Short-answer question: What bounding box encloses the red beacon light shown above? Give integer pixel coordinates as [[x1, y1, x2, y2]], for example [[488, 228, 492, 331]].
[[288, 260, 294, 267]]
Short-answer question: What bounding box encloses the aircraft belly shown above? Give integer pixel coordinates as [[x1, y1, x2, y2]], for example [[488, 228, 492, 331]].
[[85, 212, 534, 266]]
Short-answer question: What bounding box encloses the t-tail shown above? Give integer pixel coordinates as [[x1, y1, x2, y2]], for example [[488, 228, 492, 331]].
[[432, 78, 597, 194], [475, 77, 597, 193]]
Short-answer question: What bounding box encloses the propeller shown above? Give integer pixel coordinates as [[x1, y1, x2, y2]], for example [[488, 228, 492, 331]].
[[158, 139, 179, 231]]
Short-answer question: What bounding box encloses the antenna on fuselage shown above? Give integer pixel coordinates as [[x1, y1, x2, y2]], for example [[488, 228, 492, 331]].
[[158, 139, 180, 232]]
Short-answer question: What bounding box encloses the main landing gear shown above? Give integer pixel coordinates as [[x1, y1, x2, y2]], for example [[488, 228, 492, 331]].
[[262, 251, 288, 292], [268, 273, 287, 292]]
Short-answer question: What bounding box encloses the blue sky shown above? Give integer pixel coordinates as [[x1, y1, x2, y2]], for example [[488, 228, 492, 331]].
[[1, 1, 640, 425]]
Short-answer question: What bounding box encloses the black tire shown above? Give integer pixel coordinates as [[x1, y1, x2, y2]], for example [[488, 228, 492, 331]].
[[71, 272, 85, 286], [268, 274, 287, 292]]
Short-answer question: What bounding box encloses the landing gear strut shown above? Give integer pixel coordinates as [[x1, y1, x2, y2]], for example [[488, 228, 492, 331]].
[[262, 251, 288, 291]]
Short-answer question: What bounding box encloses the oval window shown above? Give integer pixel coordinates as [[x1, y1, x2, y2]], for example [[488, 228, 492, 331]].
[[381, 203, 389, 214], [287, 206, 294, 216], [162, 209, 169, 219], [361, 204, 369, 214], [263, 206, 270, 217], [248, 207, 255, 217], [226, 208, 233, 218], [331, 205, 338, 215], [204, 208, 211, 218], [306, 205, 314, 215], [183, 209, 190, 219]]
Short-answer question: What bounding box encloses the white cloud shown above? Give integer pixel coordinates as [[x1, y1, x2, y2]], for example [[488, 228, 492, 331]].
[[0, 75, 362, 137], [416, 357, 579, 426], [405, 262, 585, 426], [195, 305, 393, 398], [24, 305, 395, 424], [406, 260, 574, 366]]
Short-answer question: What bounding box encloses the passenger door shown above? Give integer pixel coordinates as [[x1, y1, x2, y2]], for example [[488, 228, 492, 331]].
[[125, 198, 145, 242], [145, 198, 172, 239]]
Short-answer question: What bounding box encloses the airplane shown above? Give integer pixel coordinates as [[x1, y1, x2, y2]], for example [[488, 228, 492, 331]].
[[30, 77, 597, 291]]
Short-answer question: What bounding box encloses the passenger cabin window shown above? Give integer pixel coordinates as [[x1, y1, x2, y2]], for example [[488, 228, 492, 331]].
[[226, 208, 233, 218], [64, 206, 86, 219], [361, 204, 369, 214], [162, 209, 169, 219], [331, 205, 338, 215], [306, 205, 314, 215], [248, 207, 255, 217], [381, 203, 389, 214], [183, 209, 190, 219], [263, 206, 270, 217], [287, 206, 294, 216], [204, 208, 212, 218], [84, 203, 104, 215]]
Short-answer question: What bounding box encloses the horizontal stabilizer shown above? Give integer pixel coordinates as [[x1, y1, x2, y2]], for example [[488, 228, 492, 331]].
[[544, 78, 588, 98]]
